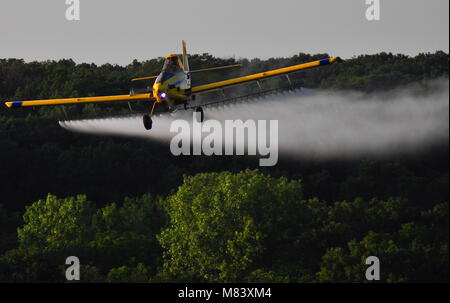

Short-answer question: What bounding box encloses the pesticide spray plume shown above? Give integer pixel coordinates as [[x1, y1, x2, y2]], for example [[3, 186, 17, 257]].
[[59, 78, 449, 159]]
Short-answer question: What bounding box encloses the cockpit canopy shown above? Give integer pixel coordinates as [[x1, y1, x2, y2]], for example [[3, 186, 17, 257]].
[[163, 54, 182, 72], [156, 54, 183, 83]]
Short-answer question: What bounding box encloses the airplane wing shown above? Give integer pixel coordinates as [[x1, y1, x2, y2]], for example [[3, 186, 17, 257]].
[[190, 57, 341, 94], [5, 93, 154, 108]]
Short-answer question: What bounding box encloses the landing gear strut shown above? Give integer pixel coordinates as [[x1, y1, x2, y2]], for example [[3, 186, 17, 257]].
[[195, 106, 204, 123]]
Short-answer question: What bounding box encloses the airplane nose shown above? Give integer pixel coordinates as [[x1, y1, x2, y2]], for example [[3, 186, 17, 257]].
[[153, 83, 167, 102]]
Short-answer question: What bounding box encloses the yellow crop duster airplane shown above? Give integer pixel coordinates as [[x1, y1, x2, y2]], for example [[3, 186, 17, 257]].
[[4, 41, 341, 130]]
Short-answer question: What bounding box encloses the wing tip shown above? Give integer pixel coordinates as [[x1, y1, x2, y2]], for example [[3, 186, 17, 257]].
[[331, 56, 343, 63], [5, 101, 20, 108]]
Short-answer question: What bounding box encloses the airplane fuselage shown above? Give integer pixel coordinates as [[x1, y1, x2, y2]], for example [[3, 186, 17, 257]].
[[152, 54, 191, 109]]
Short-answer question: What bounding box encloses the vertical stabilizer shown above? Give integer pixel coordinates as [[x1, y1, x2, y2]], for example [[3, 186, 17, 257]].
[[182, 40, 190, 72]]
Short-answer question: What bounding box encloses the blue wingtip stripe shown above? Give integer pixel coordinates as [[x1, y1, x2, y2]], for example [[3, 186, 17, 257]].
[[319, 58, 330, 65], [12, 102, 23, 107]]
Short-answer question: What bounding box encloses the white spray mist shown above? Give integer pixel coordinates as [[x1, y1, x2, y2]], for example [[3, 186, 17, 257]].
[[59, 78, 449, 159]]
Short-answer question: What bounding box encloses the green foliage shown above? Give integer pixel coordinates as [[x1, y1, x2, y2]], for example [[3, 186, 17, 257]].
[[245, 269, 290, 283], [18, 194, 95, 250], [78, 264, 105, 282], [0, 171, 448, 282], [317, 202, 449, 282], [158, 169, 304, 282], [106, 263, 150, 282], [89, 194, 165, 272], [156, 170, 449, 283], [0, 246, 63, 282], [1, 193, 165, 282]]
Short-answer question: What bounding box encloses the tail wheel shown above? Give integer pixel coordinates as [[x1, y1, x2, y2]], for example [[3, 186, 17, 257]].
[[195, 106, 204, 122], [143, 114, 153, 130]]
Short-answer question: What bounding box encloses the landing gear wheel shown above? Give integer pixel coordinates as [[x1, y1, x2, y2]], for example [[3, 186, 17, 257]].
[[195, 106, 204, 122], [143, 114, 153, 130]]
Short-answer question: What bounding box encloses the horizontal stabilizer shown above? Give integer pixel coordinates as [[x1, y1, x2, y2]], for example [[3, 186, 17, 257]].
[[131, 75, 158, 82], [190, 64, 241, 74]]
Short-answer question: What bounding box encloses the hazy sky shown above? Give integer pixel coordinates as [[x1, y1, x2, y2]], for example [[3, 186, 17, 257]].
[[0, 0, 448, 65]]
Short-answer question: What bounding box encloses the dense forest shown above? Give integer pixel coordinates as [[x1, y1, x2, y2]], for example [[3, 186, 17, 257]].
[[0, 51, 448, 282]]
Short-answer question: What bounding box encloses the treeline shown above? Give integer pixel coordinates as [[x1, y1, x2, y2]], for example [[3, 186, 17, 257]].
[[1, 51, 448, 108], [0, 170, 447, 282]]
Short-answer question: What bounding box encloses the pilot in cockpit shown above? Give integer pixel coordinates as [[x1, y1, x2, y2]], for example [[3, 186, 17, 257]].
[[163, 55, 180, 73]]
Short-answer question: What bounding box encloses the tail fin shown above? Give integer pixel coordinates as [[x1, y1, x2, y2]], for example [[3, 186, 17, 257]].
[[182, 40, 189, 72]]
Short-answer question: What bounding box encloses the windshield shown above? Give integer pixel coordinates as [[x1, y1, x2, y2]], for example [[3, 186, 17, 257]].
[[162, 56, 181, 73], [156, 56, 183, 83]]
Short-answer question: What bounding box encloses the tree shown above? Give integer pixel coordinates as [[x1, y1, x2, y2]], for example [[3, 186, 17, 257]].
[[18, 194, 95, 250], [157, 169, 308, 282], [316, 203, 449, 283], [2, 193, 165, 281], [89, 194, 165, 274]]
